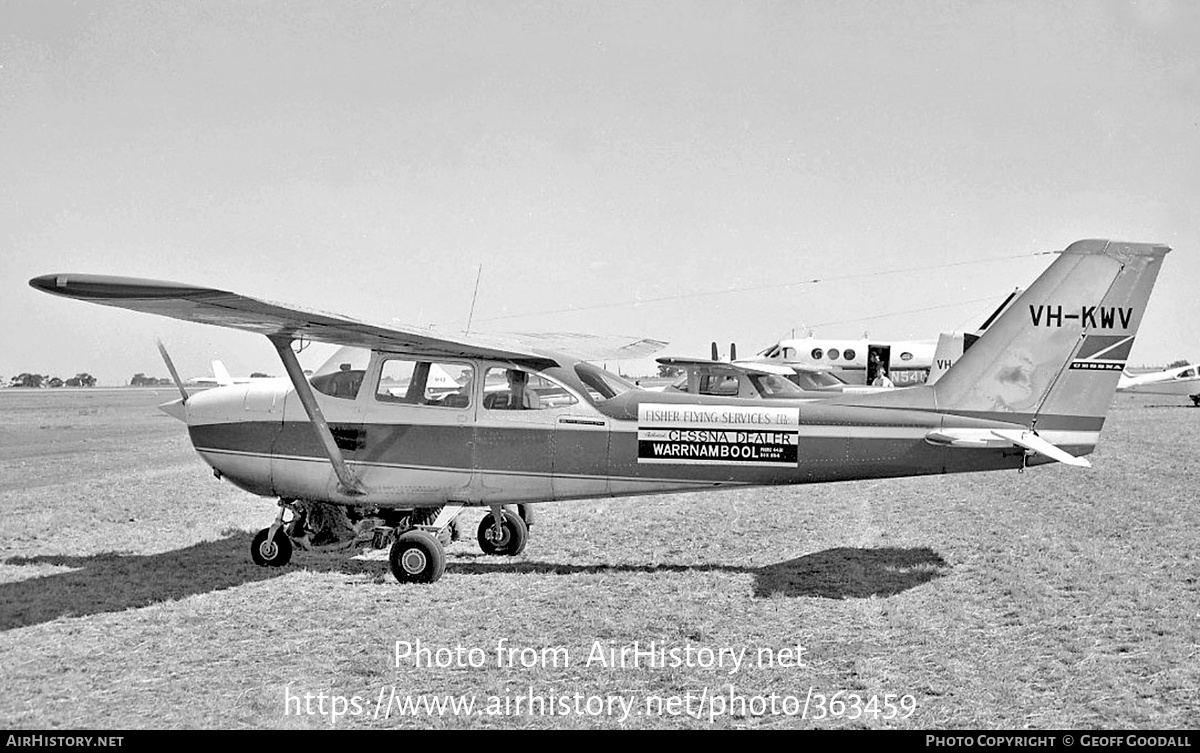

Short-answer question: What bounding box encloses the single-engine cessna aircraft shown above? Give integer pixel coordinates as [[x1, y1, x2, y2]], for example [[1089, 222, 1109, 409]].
[[1117, 362, 1200, 406], [30, 239, 1169, 583], [655, 356, 889, 400]]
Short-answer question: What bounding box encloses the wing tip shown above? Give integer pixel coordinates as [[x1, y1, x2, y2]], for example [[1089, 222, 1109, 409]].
[[29, 273, 219, 300]]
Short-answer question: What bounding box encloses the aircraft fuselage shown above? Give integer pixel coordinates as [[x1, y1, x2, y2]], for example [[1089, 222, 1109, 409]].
[[173, 353, 1091, 510]]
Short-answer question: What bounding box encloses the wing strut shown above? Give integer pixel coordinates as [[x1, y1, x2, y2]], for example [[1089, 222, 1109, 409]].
[[268, 335, 365, 496]]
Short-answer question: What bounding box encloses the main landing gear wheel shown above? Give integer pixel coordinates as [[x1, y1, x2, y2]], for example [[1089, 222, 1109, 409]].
[[389, 530, 446, 584], [478, 510, 529, 556], [251, 527, 293, 567]]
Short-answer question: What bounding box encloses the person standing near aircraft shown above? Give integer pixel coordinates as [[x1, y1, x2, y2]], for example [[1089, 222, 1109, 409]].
[[872, 369, 895, 388], [868, 351, 884, 384]]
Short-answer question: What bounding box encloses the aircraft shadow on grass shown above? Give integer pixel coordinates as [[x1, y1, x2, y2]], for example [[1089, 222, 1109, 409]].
[[449, 546, 951, 599], [1, 539, 948, 630]]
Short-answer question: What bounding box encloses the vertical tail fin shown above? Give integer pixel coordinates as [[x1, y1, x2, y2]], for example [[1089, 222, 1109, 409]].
[[932, 240, 1169, 428]]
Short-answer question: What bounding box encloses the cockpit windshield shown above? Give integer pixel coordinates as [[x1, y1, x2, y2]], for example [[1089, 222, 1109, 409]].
[[790, 370, 846, 391], [748, 373, 806, 398]]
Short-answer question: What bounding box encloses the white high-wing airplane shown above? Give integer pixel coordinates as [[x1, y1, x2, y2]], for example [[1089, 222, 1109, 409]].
[[29, 239, 1169, 584], [1117, 363, 1200, 406], [188, 360, 277, 387]]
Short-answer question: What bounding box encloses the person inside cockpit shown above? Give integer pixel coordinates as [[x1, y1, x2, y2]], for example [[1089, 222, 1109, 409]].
[[505, 369, 541, 410]]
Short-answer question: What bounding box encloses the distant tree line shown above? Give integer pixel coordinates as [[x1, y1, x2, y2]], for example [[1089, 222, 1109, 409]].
[[3, 372, 181, 388], [129, 373, 173, 387], [7, 373, 97, 388]]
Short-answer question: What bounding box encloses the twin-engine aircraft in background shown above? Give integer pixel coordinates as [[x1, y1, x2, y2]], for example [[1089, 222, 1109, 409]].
[[757, 289, 1025, 386], [1117, 362, 1200, 406], [30, 239, 1169, 583]]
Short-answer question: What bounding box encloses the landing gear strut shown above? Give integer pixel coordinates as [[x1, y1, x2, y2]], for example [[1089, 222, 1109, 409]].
[[250, 502, 297, 567]]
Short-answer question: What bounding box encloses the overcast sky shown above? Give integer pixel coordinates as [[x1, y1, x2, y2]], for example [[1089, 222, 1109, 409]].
[[3, 0, 1198, 385]]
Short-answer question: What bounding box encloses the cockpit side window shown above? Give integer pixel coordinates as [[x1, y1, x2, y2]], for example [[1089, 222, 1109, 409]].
[[375, 359, 474, 408], [699, 373, 740, 396], [483, 367, 579, 411]]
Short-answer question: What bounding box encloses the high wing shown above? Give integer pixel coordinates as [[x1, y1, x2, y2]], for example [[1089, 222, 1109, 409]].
[[29, 274, 666, 366]]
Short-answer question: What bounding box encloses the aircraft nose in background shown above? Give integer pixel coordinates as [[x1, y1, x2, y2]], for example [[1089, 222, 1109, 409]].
[[159, 398, 187, 423]]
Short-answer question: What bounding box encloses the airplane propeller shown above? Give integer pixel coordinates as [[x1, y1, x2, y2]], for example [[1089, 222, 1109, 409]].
[[156, 339, 190, 404]]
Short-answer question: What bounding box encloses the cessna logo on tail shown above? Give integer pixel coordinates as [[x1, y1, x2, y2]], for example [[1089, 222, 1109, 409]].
[[1029, 305, 1133, 329], [1069, 334, 1134, 372]]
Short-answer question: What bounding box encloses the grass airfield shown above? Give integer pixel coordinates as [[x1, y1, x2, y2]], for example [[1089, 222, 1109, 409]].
[[1, 387, 1197, 729]]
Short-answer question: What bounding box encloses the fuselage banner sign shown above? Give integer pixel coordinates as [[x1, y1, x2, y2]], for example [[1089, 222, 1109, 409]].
[[637, 403, 800, 466]]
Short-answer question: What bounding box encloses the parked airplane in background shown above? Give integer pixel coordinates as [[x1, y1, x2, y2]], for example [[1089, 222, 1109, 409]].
[[1117, 363, 1200, 406], [30, 239, 1169, 583], [759, 289, 1024, 386], [188, 360, 277, 387], [656, 356, 889, 400]]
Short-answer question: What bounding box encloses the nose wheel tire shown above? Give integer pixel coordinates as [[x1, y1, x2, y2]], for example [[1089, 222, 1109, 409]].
[[477, 510, 529, 556], [389, 530, 446, 584], [251, 527, 293, 567]]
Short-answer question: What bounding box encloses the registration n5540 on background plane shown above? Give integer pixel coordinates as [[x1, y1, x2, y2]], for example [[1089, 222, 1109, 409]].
[[30, 239, 1169, 583]]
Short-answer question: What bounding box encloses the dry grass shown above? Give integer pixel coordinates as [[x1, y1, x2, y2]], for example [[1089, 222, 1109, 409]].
[[1, 389, 1197, 729]]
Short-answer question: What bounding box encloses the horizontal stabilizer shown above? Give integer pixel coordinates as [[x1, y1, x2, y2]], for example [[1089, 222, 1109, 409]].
[[924, 428, 1091, 468]]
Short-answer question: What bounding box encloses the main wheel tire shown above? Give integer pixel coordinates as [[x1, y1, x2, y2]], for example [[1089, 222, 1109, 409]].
[[477, 510, 529, 556], [251, 527, 293, 567], [389, 530, 446, 584]]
